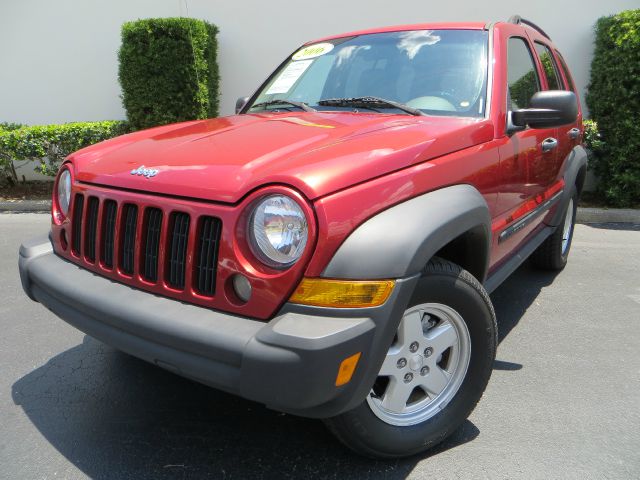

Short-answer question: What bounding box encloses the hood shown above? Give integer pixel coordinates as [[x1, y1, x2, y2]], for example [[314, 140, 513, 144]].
[[70, 112, 494, 203]]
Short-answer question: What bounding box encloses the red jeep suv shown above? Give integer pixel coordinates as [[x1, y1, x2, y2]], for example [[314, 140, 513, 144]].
[[19, 16, 585, 457]]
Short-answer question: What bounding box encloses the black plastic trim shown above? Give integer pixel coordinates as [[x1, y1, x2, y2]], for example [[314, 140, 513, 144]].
[[549, 145, 588, 227], [167, 212, 190, 289], [194, 216, 222, 296], [507, 15, 552, 40], [485, 225, 555, 293], [498, 190, 562, 243], [19, 237, 420, 418], [101, 200, 117, 268], [142, 208, 163, 282], [120, 204, 138, 275], [322, 184, 491, 282], [71, 194, 84, 255], [84, 196, 99, 262]]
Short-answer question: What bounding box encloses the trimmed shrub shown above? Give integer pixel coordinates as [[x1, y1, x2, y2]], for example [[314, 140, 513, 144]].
[[0, 122, 25, 132], [583, 119, 605, 159], [118, 17, 219, 130], [586, 9, 640, 207], [0, 121, 129, 185]]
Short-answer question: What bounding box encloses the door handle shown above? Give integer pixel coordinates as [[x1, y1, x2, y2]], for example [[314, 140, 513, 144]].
[[568, 128, 580, 140], [542, 137, 558, 152]]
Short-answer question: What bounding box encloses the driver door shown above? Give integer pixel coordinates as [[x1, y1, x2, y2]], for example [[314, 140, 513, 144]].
[[493, 35, 559, 266]]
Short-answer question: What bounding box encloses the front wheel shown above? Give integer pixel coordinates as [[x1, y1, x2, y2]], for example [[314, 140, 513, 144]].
[[324, 258, 497, 458]]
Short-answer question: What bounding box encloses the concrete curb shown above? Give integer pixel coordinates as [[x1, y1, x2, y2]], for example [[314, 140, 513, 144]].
[[0, 200, 51, 212], [1, 200, 639, 224], [576, 207, 640, 225]]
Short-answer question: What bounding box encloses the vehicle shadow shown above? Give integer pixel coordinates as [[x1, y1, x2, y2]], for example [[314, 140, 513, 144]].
[[11, 261, 552, 479], [490, 259, 559, 345], [11, 335, 478, 479], [490, 260, 559, 373]]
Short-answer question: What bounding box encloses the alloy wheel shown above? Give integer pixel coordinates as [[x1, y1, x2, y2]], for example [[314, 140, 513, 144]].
[[366, 303, 471, 426]]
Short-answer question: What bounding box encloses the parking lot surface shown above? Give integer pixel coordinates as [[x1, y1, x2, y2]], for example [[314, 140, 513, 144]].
[[1, 213, 639, 479]]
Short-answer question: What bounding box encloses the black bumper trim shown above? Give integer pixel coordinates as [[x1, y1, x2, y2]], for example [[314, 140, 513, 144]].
[[19, 236, 418, 418]]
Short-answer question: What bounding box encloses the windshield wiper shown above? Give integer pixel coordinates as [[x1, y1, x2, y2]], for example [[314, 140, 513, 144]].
[[318, 96, 425, 116], [250, 99, 317, 113]]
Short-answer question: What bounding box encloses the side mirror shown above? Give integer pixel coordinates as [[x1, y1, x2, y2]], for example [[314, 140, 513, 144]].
[[235, 96, 249, 114], [511, 90, 578, 130]]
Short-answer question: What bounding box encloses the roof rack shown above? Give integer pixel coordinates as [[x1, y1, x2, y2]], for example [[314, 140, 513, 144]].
[[507, 15, 552, 41]]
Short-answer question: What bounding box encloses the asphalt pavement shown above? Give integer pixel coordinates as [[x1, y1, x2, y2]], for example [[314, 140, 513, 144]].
[[1, 213, 639, 479]]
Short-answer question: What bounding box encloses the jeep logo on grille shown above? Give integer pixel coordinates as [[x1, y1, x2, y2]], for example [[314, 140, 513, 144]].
[[130, 165, 159, 178]]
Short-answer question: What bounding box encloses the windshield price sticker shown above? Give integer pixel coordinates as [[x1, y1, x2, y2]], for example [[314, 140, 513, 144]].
[[265, 59, 314, 94], [292, 42, 334, 61]]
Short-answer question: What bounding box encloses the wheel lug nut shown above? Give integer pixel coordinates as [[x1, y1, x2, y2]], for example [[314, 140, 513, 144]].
[[420, 366, 430, 376], [424, 347, 433, 357], [409, 342, 419, 353], [397, 358, 407, 368], [404, 373, 413, 383]]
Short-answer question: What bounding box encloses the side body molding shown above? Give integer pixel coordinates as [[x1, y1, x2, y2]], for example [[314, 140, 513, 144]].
[[322, 184, 492, 281]]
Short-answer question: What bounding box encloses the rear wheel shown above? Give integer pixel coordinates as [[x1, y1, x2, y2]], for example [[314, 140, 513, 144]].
[[324, 258, 497, 458], [531, 186, 578, 270]]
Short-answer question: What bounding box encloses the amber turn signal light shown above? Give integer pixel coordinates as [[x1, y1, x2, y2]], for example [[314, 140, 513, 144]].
[[335, 352, 361, 386], [289, 278, 395, 308]]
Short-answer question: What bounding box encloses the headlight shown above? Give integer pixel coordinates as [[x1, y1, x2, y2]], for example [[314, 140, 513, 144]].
[[57, 168, 72, 217], [249, 194, 308, 268]]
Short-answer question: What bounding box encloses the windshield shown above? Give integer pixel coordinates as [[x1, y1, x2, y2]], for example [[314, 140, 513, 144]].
[[248, 29, 489, 117]]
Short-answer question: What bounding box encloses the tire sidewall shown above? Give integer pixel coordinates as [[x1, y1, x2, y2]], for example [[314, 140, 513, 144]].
[[335, 270, 497, 457], [560, 188, 579, 263]]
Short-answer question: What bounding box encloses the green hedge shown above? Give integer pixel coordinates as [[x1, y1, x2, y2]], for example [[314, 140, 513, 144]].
[[0, 122, 25, 132], [586, 9, 640, 207], [583, 119, 605, 158], [0, 121, 129, 185], [118, 17, 219, 130]]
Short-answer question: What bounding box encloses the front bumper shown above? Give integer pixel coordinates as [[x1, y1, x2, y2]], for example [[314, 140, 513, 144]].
[[19, 236, 418, 418]]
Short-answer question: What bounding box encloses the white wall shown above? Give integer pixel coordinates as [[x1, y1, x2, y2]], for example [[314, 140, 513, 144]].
[[1, 0, 638, 125]]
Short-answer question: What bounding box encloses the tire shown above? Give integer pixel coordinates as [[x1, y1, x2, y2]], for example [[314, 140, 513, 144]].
[[324, 258, 497, 458], [531, 185, 578, 271]]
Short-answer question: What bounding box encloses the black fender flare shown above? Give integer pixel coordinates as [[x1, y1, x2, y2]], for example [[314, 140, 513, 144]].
[[322, 184, 492, 282], [548, 144, 588, 227]]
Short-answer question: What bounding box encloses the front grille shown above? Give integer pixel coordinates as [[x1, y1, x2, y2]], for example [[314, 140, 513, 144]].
[[167, 212, 190, 289], [142, 208, 162, 282], [101, 200, 117, 268], [71, 194, 84, 255], [84, 197, 99, 262], [195, 216, 222, 296], [69, 193, 221, 296], [120, 204, 138, 275]]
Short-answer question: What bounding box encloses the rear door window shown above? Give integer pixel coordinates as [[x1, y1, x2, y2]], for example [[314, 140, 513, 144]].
[[534, 42, 562, 90]]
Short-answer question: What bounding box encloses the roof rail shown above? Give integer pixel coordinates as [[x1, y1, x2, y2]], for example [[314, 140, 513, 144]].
[[507, 15, 552, 41]]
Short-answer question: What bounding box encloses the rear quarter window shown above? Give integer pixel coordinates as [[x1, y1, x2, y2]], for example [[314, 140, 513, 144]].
[[554, 51, 576, 92]]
